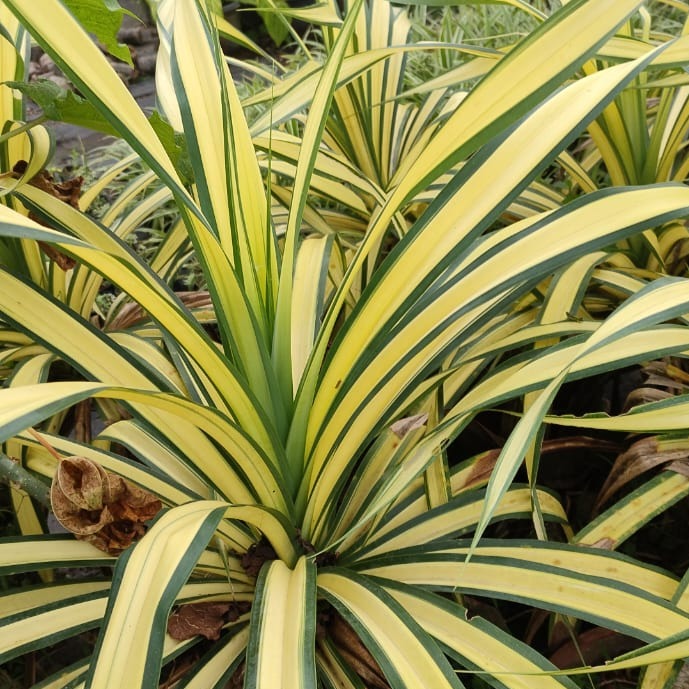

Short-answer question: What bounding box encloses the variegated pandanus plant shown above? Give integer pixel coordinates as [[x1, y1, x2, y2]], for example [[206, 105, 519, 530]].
[[2, 1, 689, 688]]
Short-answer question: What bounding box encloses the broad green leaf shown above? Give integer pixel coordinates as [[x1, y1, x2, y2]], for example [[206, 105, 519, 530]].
[[63, 0, 135, 65], [6, 79, 119, 135]]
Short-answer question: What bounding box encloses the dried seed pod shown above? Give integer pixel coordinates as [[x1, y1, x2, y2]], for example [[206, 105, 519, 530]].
[[50, 454, 162, 554]]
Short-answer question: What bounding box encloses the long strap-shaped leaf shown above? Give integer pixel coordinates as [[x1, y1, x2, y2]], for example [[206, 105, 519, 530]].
[[244, 556, 317, 689], [3, 0, 284, 432], [318, 568, 464, 689], [465, 278, 689, 561], [383, 580, 579, 689], [86, 501, 297, 689], [308, 53, 667, 448], [292, 1, 649, 455], [347, 487, 567, 560], [0, 191, 284, 463], [0, 536, 114, 575], [359, 547, 689, 643], [272, 0, 364, 425], [2, 0, 183, 194], [165, 0, 277, 332], [297, 47, 668, 528], [0, 535, 245, 583], [0, 381, 289, 510], [302, 186, 689, 540], [0, 588, 107, 664], [1, 579, 244, 668], [177, 626, 250, 689]]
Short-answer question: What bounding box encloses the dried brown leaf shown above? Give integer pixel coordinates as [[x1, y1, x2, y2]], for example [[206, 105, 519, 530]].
[[666, 460, 689, 479], [51, 456, 161, 554], [596, 436, 689, 511], [624, 386, 674, 410], [329, 612, 389, 689], [549, 627, 642, 668], [12, 160, 82, 271], [12, 160, 83, 208], [241, 540, 277, 578], [105, 291, 213, 331], [463, 437, 620, 491], [167, 602, 232, 641]]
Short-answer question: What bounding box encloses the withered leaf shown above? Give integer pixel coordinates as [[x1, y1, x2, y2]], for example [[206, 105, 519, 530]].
[[12, 160, 83, 209], [549, 627, 642, 668], [595, 436, 689, 511], [167, 602, 233, 641], [329, 612, 389, 689], [241, 540, 277, 578], [12, 160, 82, 271], [51, 456, 161, 555]]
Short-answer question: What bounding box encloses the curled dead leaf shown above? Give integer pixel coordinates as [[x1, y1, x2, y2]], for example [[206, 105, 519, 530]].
[[167, 601, 251, 641], [667, 460, 689, 479], [241, 539, 277, 578], [596, 436, 689, 511], [12, 160, 82, 271], [12, 160, 83, 208], [51, 456, 161, 554]]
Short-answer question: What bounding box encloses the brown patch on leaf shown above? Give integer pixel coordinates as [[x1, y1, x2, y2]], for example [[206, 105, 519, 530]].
[[389, 414, 427, 439], [667, 460, 689, 479], [463, 449, 500, 489], [50, 456, 162, 554], [11, 160, 83, 271], [241, 539, 277, 577], [587, 537, 616, 550]]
